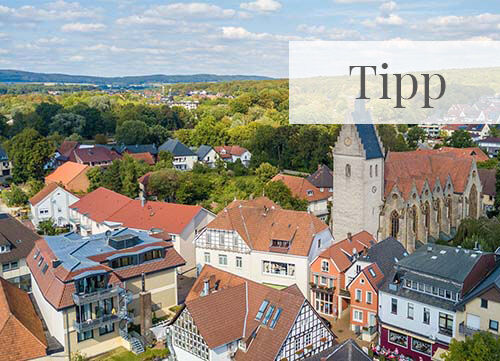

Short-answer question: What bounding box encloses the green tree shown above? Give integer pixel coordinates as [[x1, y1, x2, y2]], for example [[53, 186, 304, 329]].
[[94, 134, 108, 145], [35, 102, 63, 135], [101, 159, 122, 193], [377, 125, 408, 151], [26, 179, 45, 198], [50, 113, 86, 137], [443, 332, 500, 361], [86, 166, 103, 192], [446, 129, 475, 148], [1, 185, 28, 206], [5, 128, 55, 183], [120, 155, 139, 198], [0, 114, 8, 137], [149, 124, 170, 145], [115, 120, 149, 145], [155, 151, 174, 170], [407, 126, 427, 149], [263, 180, 308, 211], [38, 219, 57, 235], [148, 169, 181, 201], [176, 173, 214, 205], [255, 162, 279, 182]]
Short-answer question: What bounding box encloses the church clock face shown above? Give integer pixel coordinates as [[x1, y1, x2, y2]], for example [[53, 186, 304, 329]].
[[372, 186, 377, 193], [344, 137, 352, 146]]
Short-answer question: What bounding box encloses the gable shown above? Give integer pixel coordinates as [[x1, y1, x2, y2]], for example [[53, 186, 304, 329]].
[[274, 301, 336, 361]]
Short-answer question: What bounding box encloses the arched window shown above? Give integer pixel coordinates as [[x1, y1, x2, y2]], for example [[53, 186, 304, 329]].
[[469, 184, 478, 219], [436, 199, 441, 228], [375, 164, 378, 177], [391, 210, 399, 238], [345, 164, 351, 177], [424, 202, 430, 229], [412, 205, 418, 235], [370, 165, 373, 177]]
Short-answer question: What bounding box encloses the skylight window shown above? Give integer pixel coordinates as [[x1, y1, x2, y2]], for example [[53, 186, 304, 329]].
[[42, 263, 48, 274], [38, 256, 44, 267], [34, 250, 40, 259], [269, 308, 282, 329], [262, 305, 275, 325], [369, 268, 376, 277], [255, 300, 269, 321]]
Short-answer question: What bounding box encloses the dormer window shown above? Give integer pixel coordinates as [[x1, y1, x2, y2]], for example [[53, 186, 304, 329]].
[[321, 260, 329, 272], [307, 190, 313, 196], [0, 245, 10, 253], [271, 239, 290, 248]]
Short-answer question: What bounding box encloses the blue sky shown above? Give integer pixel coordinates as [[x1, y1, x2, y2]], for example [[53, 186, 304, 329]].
[[0, 0, 498, 77]]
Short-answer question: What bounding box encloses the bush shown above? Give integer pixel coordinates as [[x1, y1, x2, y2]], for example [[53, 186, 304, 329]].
[[1, 185, 28, 207]]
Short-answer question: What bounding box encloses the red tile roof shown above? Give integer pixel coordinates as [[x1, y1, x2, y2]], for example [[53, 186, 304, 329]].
[[214, 145, 248, 157], [70, 187, 208, 235], [45, 161, 90, 192], [129, 152, 155, 165], [0, 277, 47, 361], [207, 197, 329, 257], [361, 263, 384, 291], [179, 266, 334, 361], [385, 149, 478, 199], [29, 183, 78, 206], [271, 174, 331, 202], [73, 146, 121, 164], [70, 187, 132, 223], [318, 231, 376, 272]]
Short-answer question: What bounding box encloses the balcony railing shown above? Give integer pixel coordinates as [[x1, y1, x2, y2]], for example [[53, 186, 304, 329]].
[[69, 216, 80, 224], [309, 282, 335, 293], [363, 325, 377, 335], [438, 327, 453, 337], [74, 314, 120, 333], [73, 285, 123, 305], [459, 322, 498, 338]]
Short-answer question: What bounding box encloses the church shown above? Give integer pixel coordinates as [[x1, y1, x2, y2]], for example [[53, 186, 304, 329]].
[[331, 101, 483, 252]]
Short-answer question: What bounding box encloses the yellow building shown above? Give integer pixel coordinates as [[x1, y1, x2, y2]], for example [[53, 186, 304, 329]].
[[28, 229, 184, 358], [455, 265, 500, 341]]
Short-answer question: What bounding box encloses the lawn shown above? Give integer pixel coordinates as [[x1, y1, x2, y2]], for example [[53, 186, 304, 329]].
[[91, 347, 169, 361]]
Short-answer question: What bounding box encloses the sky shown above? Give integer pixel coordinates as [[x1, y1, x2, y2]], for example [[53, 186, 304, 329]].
[[0, 0, 499, 77]]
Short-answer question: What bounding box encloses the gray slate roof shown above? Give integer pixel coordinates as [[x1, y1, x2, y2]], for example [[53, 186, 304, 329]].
[[158, 138, 196, 157], [119, 144, 158, 155], [0, 213, 39, 264], [305, 339, 372, 361], [349, 99, 383, 160], [396, 244, 485, 284], [196, 145, 213, 160], [361, 237, 408, 277], [457, 264, 500, 310], [307, 164, 333, 189]]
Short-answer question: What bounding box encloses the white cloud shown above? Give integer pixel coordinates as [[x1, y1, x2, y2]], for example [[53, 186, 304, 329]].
[[37, 36, 66, 44], [333, 0, 381, 3], [375, 13, 403, 25], [221, 26, 306, 41], [240, 0, 281, 12], [0, 2, 99, 21], [297, 24, 361, 39], [116, 15, 176, 26], [379, 1, 396, 14], [144, 3, 237, 19], [61, 22, 106, 32], [84, 43, 168, 55], [428, 13, 500, 31], [68, 55, 84, 61]]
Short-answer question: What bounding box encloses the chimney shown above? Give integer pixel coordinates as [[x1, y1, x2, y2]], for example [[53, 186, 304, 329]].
[[347, 232, 352, 242], [202, 278, 210, 296]]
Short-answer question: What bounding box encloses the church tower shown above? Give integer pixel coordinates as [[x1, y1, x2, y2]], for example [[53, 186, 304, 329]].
[[331, 100, 385, 241]]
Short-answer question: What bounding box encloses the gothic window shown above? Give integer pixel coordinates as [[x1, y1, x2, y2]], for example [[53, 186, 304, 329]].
[[412, 205, 418, 235], [469, 184, 478, 219], [345, 164, 351, 177], [448, 196, 453, 227], [391, 210, 399, 238], [436, 199, 441, 228], [424, 202, 430, 229]]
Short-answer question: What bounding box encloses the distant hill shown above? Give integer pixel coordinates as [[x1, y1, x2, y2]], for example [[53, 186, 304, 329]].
[[0, 69, 273, 86]]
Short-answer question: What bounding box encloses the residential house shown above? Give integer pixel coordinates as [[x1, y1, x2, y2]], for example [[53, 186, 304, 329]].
[[118, 144, 158, 158], [158, 138, 198, 170], [309, 231, 376, 320], [73, 145, 121, 166], [45, 161, 91, 193], [303, 339, 372, 361], [378, 244, 496, 361], [419, 124, 443, 139], [28, 228, 185, 357], [0, 277, 48, 361], [271, 173, 332, 222], [455, 263, 500, 341], [478, 137, 500, 157], [53, 140, 79, 167], [168, 265, 337, 361], [478, 168, 496, 213], [0, 145, 11, 178], [29, 183, 79, 228], [307, 164, 333, 193], [194, 197, 334, 297], [344, 237, 407, 341], [196, 145, 220, 168], [0, 213, 39, 291], [69, 187, 215, 275], [128, 152, 155, 165], [214, 145, 252, 167]]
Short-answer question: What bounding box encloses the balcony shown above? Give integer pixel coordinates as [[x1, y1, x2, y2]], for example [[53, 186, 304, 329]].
[[309, 282, 335, 293], [80, 223, 92, 231], [74, 314, 120, 333], [73, 285, 123, 305], [438, 327, 453, 337], [69, 216, 80, 224], [459, 322, 498, 338]]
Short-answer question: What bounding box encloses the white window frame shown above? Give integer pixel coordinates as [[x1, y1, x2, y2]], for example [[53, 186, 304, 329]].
[[218, 254, 227, 266], [353, 309, 363, 322], [355, 289, 362, 302]]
